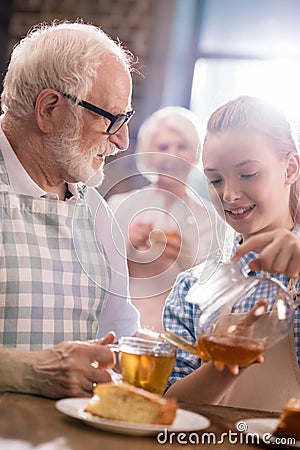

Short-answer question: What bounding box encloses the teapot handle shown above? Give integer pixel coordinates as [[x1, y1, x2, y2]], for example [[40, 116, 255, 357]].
[[255, 274, 294, 302]]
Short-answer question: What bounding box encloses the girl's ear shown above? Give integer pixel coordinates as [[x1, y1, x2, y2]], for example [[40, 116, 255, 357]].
[[35, 89, 64, 133], [285, 153, 300, 185]]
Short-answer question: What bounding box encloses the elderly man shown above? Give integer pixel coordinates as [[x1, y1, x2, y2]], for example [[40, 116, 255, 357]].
[[0, 21, 139, 398]]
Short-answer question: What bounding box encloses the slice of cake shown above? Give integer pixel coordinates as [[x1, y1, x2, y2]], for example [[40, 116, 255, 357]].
[[85, 382, 178, 425], [273, 398, 300, 440]]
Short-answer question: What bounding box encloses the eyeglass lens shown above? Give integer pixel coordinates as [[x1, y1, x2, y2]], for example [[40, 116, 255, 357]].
[[108, 114, 134, 135], [109, 116, 128, 134]]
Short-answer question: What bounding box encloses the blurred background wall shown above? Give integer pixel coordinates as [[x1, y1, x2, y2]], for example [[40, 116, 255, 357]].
[[1, 0, 300, 196]]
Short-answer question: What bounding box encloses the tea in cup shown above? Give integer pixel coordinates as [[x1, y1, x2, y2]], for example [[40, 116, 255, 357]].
[[110, 337, 177, 395]]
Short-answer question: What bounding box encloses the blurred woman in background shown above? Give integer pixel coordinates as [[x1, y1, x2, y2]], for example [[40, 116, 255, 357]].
[[108, 107, 228, 331]]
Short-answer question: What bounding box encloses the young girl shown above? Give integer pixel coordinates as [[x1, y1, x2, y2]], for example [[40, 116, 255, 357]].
[[163, 96, 300, 411]]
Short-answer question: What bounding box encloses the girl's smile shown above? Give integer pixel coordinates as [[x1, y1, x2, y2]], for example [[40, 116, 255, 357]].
[[225, 204, 255, 220]]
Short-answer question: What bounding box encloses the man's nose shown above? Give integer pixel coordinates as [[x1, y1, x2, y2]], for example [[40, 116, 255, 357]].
[[108, 124, 129, 151]]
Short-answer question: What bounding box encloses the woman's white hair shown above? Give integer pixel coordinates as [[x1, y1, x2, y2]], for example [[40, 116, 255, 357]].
[[136, 106, 201, 177], [1, 20, 133, 119]]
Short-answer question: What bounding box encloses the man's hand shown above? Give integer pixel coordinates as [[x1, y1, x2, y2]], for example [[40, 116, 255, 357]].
[[1, 332, 116, 399]]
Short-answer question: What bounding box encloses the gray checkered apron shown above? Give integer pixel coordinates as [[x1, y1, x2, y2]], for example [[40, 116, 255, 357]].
[[0, 151, 110, 350]]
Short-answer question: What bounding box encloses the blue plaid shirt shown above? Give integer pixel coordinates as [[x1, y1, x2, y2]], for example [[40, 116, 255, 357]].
[[163, 226, 300, 387]]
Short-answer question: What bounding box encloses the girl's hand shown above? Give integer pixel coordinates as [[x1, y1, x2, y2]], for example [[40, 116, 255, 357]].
[[213, 354, 264, 376], [210, 300, 267, 375], [232, 228, 300, 277]]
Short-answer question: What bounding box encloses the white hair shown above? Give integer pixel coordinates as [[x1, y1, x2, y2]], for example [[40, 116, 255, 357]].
[[1, 20, 133, 118], [136, 106, 201, 177]]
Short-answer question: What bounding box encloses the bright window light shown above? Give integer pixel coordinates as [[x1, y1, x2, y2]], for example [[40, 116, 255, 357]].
[[191, 57, 300, 143]]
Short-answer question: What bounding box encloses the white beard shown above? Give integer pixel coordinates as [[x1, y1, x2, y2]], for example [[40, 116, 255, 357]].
[[44, 116, 116, 187], [85, 168, 105, 187]]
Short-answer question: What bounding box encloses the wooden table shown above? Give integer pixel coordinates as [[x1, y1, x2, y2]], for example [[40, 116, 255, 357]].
[[0, 392, 280, 449]]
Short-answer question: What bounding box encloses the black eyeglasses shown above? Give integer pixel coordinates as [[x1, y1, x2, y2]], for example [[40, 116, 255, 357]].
[[61, 92, 135, 135]]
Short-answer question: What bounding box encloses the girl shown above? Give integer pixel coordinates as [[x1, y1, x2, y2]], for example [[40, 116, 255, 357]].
[[163, 96, 300, 411]]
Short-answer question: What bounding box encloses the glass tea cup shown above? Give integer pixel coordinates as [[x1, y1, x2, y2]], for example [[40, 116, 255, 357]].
[[163, 259, 297, 367], [150, 226, 180, 252], [149, 208, 181, 253], [109, 336, 177, 395]]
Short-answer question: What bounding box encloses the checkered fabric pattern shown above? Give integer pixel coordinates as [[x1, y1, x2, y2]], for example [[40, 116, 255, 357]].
[[0, 152, 110, 350], [163, 227, 300, 387]]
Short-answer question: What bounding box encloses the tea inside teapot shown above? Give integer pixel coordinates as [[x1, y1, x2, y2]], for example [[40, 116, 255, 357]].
[[183, 259, 295, 366]]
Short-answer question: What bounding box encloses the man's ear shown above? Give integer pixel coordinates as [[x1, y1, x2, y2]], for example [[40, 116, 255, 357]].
[[285, 153, 300, 185], [35, 89, 64, 133]]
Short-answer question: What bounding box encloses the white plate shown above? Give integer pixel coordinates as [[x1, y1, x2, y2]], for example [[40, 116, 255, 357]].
[[56, 398, 210, 436], [237, 418, 300, 448]]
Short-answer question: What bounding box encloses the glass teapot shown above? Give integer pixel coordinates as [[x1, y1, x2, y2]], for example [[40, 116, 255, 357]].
[[164, 259, 298, 366]]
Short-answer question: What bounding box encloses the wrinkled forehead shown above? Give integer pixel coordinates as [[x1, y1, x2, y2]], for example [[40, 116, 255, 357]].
[[88, 55, 132, 110]]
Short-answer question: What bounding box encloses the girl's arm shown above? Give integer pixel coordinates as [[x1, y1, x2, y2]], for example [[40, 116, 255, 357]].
[[164, 361, 242, 404]]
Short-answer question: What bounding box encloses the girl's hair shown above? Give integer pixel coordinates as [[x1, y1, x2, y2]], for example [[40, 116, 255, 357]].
[[136, 106, 201, 179], [1, 20, 134, 119], [206, 95, 300, 225]]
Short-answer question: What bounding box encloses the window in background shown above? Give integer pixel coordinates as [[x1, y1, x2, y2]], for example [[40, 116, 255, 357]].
[[190, 0, 300, 143]]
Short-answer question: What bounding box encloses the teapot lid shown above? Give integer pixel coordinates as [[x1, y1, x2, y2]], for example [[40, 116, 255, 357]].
[[186, 259, 254, 307]]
